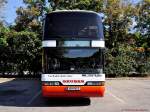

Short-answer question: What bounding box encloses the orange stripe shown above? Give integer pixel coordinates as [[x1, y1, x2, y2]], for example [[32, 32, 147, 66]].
[[42, 86, 105, 97]]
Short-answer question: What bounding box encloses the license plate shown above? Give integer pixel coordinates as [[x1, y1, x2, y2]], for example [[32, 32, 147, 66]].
[[65, 87, 80, 91]]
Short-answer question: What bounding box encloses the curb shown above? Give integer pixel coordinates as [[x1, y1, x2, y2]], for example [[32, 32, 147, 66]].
[[106, 77, 150, 80]]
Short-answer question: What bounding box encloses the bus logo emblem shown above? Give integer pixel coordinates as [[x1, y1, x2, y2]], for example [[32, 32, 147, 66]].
[[63, 80, 84, 83]]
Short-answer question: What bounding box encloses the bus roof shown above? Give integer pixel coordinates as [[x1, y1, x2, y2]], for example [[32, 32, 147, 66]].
[[47, 10, 99, 16]]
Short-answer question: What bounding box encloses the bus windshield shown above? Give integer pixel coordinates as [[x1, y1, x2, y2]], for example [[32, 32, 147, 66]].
[[44, 12, 104, 40], [43, 48, 104, 74]]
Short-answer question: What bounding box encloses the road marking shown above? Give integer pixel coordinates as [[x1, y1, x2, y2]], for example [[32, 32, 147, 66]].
[[27, 90, 41, 105], [107, 91, 126, 104]]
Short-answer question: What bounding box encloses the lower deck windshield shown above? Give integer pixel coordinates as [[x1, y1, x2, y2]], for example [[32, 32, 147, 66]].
[[43, 48, 104, 74]]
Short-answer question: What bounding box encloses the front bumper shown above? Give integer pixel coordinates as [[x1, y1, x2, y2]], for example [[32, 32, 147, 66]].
[[42, 86, 105, 97]]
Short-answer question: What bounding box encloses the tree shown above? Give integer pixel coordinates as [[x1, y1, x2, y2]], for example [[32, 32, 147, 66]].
[[135, 0, 150, 48], [3, 0, 44, 75], [0, 23, 9, 74], [102, 0, 136, 48], [6, 31, 41, 75], [105, 44, 137, 77], [15, 6, 40, 32], [132, 0, 150, 75], [57, 0, 103, 11]]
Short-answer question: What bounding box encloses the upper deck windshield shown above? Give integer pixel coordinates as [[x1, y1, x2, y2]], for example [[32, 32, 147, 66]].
[[44, 11, 104, 40]]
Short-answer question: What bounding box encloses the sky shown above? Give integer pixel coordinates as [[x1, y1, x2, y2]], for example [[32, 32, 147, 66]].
[[2, 0, 25, 24], [1, 0, 141, 25]]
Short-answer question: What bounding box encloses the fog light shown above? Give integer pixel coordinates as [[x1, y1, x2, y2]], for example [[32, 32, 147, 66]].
[[54, 82, 60, 85], [86, 81, 105, 86], [42, 81, 60, 86], [87, 82, 93, 85]]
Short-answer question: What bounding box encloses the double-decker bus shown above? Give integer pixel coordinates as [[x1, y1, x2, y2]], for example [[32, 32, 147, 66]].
[[42, 10, 105, 97]]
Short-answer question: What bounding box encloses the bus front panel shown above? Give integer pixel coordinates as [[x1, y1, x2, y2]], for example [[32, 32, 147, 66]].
[[42, 47, 105, 97]]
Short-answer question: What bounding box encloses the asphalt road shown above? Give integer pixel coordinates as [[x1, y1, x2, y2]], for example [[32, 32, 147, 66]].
[[0, 78, 150, 112]]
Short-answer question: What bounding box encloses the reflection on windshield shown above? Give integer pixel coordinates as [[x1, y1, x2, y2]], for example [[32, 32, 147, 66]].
[[63, 49, 97, 58]]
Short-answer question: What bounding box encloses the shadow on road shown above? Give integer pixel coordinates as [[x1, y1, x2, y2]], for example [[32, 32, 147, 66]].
[[0, 79, 90, 107], [32, 97, 91, 107]]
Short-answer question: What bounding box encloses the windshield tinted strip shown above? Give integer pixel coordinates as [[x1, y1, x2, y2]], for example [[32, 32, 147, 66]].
[[58, 41, 90, 47]]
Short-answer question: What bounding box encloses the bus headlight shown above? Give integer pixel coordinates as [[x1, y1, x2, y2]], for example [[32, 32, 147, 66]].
[[86, 81, 105, 86], [42, 81, 60, 86]]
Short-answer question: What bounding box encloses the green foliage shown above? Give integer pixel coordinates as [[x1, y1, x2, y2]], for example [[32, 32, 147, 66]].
[[134, 0, 150, 51], [103, 0, 136, 48], [132, 0, 150, 76], [6, 31, 41, 75], [0, 23, 10, 73], [105, 44, 137, 77], [15, 7, 41, 32], [142, 59, 150, 74], [0, 23, 8, 46], [0, 22, 41, 75], [57, 0, 103, 11]]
